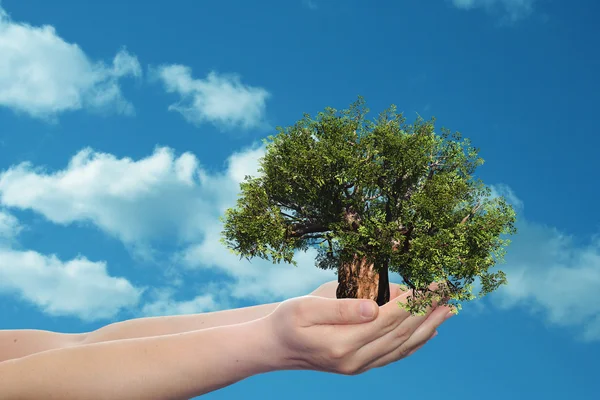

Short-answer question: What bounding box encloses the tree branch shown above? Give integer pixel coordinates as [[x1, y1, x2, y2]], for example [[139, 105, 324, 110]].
[[446, 279, 459, 294], [288, 223, 330, 237], [460, 202, 482, 225], [280, 211, 302, 221], [305, 233, 329, 240], [363, 193, 381, 202], [274, 200, 322, 222], [273, 200, 302, 215]]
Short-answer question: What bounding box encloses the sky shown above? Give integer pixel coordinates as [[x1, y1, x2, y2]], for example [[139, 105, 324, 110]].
[[0, 0, 598, 398]]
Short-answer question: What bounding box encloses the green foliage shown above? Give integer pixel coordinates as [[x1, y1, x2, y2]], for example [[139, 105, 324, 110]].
[[220, 97, 517, 314]]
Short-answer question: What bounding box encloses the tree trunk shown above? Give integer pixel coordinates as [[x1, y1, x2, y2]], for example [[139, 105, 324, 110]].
[[336, 254, 390, 306], [338, 207, 391, 305]]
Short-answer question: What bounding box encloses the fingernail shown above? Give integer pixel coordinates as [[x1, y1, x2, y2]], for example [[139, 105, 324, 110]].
[[432, 330, 439, 338], [360, 301, 376, 319], [444, 311, 455, 320]]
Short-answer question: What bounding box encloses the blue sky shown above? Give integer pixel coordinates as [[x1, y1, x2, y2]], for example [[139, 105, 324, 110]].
[[0, 0, 598, 398]]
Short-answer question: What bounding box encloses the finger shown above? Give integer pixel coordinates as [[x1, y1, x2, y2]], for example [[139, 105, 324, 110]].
[[375, 288, 439, 333], [361, 329, 438, 372], [299, 296, 379, 326], [375, 279, 447, 332], [405, 306, 454, 349], [346, 290, 413, 340], [353, 297, 439, 366], [378, 306, 453, 364], [300, 289, 414, 353], [405, 330, 437, 358], [390, 299, 439, 339]]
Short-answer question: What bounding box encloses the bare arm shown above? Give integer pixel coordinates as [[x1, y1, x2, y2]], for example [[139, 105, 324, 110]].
[[80, 300, 281, 345], [0, 330, 84, 363], [0, 301, 281, 363], [0, 285, 444, 400], [0, 318, 280, 400]]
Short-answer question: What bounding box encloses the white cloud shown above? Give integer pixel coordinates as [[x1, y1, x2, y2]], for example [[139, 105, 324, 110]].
[[180, 224, 335, 302], [0, 147, 213, 250], [450, 0, 536, 21], [174, 145, 336, 300], [0, 6, 141, 119], [140, 288, 218, 317], [0, 209, 22, 242], [0, 209, 142, 322], [493, 220, 600, 342], [303, 0, 318, 10], [0, 144, 335, 303], [490, 183, 524, 210], [0, 249, 143, 321], [484, 186, 600, 342], [440, 183, 600, 342], [155, 64, 270, 130]]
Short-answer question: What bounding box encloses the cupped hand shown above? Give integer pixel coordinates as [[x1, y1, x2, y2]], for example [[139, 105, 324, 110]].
[[266, 289, 453, 376]]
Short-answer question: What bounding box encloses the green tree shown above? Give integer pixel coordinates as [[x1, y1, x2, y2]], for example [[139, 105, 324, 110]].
[[220, 97, 516, 314]]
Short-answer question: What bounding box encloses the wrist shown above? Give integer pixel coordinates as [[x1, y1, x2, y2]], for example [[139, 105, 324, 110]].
[[255, 312, 309, 372], [220, 316, 290, 375]]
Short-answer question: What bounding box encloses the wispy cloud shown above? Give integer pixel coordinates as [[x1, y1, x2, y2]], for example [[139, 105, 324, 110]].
[[494, 218, 600, 342], [450, 0, 537, 22], [0, 145, 334, 305], [480, 185, 600, 342], [0, 209, 22, 243], [0, 248, 143, 321], [140, 288, 218, 317], [490, 183, 524, 210], [303, 0, 318, 10], [474, 184, 600, 342], [154, 64, 270, 131], [0, 209, 143, 322], [0, 6, 141, 120], [0, 147, 211, 251]]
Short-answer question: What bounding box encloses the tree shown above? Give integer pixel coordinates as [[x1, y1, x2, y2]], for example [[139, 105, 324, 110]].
[[220, 97, 516, 314]]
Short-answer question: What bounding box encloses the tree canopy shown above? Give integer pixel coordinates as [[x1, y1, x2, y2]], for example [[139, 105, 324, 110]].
[[220, 97, 516, 314]]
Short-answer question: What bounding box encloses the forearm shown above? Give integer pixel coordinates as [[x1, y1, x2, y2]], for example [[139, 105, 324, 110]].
[[0, 318, 282, 400], [81, 301, 281, 345], [0, 330, 83, 362]]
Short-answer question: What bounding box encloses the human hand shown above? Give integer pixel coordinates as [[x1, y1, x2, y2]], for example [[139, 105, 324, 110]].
[[266, 289, 452, 375]]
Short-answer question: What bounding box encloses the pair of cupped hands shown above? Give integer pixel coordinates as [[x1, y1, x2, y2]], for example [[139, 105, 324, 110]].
[[262, 281, 454, 376]]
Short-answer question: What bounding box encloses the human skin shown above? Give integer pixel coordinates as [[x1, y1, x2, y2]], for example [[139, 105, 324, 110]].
[[0, 285, 452, 399], [0, 281, 399, 362]]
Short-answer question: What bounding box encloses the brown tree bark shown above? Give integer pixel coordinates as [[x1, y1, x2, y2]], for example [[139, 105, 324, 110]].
[[336, 254, 390, 306], [336, 207, 391, 306]]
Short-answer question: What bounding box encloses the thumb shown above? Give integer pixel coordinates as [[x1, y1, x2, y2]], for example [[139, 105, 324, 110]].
[[302, 296, 379, 325]]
